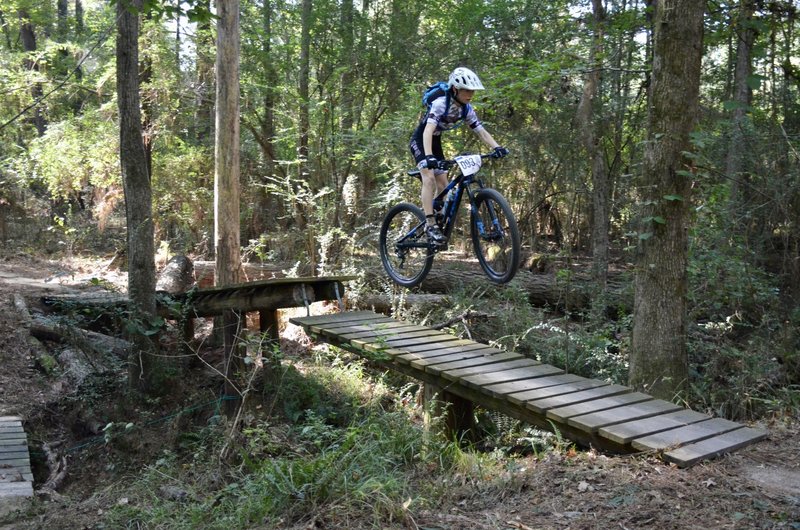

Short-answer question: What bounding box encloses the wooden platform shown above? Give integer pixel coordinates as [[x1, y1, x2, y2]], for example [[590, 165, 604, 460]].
[[0, 416, 33, 511], [290, 311, 767, 468]]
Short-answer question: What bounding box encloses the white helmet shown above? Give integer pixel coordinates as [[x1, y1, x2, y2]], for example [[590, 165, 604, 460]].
[[448, 67, 485, 90]]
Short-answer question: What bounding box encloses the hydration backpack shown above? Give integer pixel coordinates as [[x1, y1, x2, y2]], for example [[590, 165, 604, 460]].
[[421, 82, 469, 128]]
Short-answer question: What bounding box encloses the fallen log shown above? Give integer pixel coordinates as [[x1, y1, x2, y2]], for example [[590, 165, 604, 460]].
[[29, 318, 132, 361], [156, 255, 195, 294], [364, 266, 632, 314], [192, 260, 289, 288], [357, 293, 449, 314]]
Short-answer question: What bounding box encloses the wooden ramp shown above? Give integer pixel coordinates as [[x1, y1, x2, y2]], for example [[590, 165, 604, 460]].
[[0, 416, 33, 512], [290, 311, 767, 468]]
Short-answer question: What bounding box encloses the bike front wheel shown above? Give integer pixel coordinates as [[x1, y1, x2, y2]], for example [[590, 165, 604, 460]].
[[379, 202, 434, 288], [470, 188, 521, 284]]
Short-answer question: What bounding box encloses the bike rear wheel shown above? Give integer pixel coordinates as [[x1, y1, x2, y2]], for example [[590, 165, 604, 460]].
[[470, 188, 521, 284], [379, 202, 434, 288]]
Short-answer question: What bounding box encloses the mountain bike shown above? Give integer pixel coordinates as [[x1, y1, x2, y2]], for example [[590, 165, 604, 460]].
[[379, 153, 521, 288]]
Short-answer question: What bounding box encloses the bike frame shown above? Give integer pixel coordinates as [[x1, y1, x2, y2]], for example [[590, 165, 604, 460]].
[[397, 154, 501, 253]]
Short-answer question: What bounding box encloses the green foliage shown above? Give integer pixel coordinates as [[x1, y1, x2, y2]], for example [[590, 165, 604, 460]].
[[19, 110, 119, 200], [151, 140, 214, 251]]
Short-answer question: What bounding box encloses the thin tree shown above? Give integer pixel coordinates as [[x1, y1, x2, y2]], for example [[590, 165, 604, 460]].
[[116, 0, 157, 392], [629, 0, 705, 400], [726, 0, 757, 221], [214, 0, 243, 407], [576, 0, 610, 291]]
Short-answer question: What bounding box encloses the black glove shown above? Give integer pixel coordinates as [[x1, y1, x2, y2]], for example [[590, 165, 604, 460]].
[[492, 146, 509, 159], [421, 155, 441, 169]]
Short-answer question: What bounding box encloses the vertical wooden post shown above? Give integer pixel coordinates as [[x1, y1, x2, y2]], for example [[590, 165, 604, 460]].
[[422, 383, 476, 444], [259, 309, 280, 344]]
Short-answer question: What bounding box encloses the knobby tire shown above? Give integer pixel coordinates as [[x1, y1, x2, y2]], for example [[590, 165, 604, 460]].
[[470, 188, 521, 284], [379, 202, 434, 288]]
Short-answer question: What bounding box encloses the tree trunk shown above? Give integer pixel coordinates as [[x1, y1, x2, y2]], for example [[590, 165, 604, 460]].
[[19, 9, 46, 136], [75, 0, 83, 34], [630, 0, 704, 400], [215, 0, 243, 408], [194, 0, 214, 145], [117, 0, 158, 393], [576, 0, 610, 291], [726, 0, 757, 221], [298, 0, 311, 182]]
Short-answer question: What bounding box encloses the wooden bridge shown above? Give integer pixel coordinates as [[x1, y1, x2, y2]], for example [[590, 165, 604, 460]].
[[290, 310, 767, 468], [40, 274, 767, 468], [0, 416, 33, 513]]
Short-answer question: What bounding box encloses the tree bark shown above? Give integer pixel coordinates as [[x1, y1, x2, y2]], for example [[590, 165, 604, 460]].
[[364, 266, 631, 314], [19, 9, 46, 136], [726, 0, 757, 221], [117, 0, 158, 393], [630, 0, 704, 400], [293, 0, 312, 236], [155, 255, 195, 294], [576, 0, 610, 291], [215, 0, 243, 407], [194, 0, 214, 145]]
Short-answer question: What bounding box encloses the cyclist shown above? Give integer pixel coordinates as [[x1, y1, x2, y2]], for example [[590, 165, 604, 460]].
[[409, 66, 509, 245]]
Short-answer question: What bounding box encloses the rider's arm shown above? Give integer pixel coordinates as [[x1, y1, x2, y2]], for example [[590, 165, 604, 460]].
[[475, 127, 500, 150], [422, 122, 437, 156]]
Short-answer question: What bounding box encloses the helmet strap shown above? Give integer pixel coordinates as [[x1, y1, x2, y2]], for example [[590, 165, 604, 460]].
[[452, 87, 467, 106]]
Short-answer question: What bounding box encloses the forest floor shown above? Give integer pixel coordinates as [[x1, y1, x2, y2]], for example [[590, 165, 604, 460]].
[[0, 252, 799, 529]]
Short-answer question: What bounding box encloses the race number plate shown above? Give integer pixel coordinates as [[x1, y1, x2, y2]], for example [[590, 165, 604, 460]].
[[454, 154, 482, 176]]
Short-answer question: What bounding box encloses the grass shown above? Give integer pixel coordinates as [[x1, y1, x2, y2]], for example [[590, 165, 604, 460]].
[[102, 275, 800, 528], [104, 349, 520, 529]]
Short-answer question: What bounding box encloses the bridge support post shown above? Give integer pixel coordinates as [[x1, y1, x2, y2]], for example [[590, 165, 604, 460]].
[[423, 383, 476, 444], [259, 309, 280, 344]]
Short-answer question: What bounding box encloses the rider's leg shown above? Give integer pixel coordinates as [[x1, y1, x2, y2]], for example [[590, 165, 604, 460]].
[[421, 169, 448, 244], [420, 167, 437, 221]]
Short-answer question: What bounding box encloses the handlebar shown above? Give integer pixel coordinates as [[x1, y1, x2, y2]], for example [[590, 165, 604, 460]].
[[407, 152, 504, 177], [436, 152, 497, 171]]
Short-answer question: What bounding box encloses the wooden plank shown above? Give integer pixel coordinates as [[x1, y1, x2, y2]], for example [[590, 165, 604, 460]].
[[631, 418, 744, 452], [546, 392, 652, 422], [290, 311, 384, 326], [310, 317, 400, 331], [0, 481, 34, 498], [507, 378, 607, 405], [0, 417, 22, 422], [355, 334, 462, 352], [312, 319, 419, 334], [484, 373, 586, 398], [317, 323, 425, 340], [528, 384, 633, 414], [0, 465, 31, 479], [442, 358, 547, 380], [0, 451, 29, 462], [462, 364, 564, 390], [0, 458, 29, 468], [399, 346, 503, 365], [662, 427, 768, 467], [341, 328, 445, 342], [0, 439, 26, 447], [0, 428, 23, 435], [398, 343, 492, 360], [308, 320, 425, 336], [598, 409, 711, 445], [431, 353, 531, 376], [399, 339, 493, 354], [568, 399, 683, 434], [0, 433, 26, 442], [406, 349, 498, 370]]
